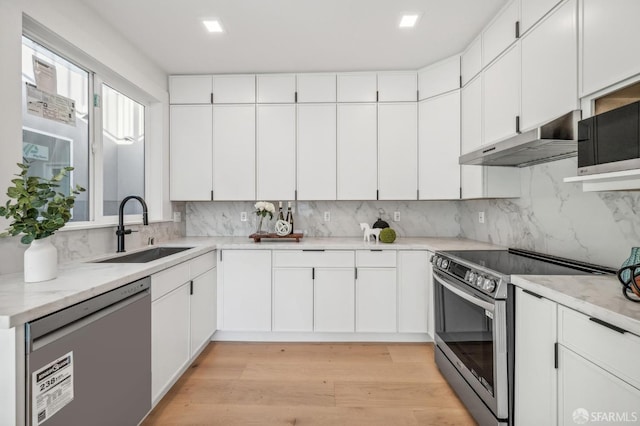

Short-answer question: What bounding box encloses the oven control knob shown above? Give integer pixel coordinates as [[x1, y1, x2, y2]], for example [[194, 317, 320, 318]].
[[468, 272, 476, 283], [483, 279, 496, 293], [435, 257, 442, 267], [476, 275, 484, 287], [441, 259, 449, 269]]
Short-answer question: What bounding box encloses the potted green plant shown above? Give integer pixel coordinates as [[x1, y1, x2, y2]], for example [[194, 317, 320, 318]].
[[0, 163, 85, 282]]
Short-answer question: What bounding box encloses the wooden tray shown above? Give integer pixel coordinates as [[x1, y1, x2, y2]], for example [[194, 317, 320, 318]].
[[249, 233, 303, 243]]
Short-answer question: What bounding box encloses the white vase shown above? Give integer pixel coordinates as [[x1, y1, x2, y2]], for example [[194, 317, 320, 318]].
[[24, 239, 58, 283]]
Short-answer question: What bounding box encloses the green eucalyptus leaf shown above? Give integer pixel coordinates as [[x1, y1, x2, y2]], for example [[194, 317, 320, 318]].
[[20, 234, 34, 245]]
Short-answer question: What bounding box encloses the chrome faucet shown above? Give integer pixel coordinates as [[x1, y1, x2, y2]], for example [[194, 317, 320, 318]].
[[116, 195, 149, 252]]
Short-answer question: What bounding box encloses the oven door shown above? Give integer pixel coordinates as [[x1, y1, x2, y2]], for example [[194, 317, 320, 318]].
[[433, 270, 508, 420]]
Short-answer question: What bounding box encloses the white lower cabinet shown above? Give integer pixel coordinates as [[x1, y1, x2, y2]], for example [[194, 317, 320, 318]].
[[397, 251, 430, 334], [272, 268, 314, 332], [151, 251, 217, 406], [356, 267, 397, 332], [314, 268, 355, 332], [221, 250, 272, 331]]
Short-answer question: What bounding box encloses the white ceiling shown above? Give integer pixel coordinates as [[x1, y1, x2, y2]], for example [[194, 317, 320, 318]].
[[79, 0, 507, 75]]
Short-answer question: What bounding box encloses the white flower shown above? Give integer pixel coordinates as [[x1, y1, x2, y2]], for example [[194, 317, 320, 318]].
[[255, 201, 266, 210], [265, 202, 275, 213]]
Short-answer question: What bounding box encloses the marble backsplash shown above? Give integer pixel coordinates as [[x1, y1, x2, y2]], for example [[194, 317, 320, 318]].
[[186, 200, 462, 238], [459, 157, 639, 268]]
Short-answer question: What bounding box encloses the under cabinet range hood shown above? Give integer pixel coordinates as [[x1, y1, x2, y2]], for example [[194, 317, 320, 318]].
[[459, 110, 582, 167]]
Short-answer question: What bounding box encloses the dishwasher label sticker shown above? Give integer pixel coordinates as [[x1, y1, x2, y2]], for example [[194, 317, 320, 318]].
[[32, 351, 74, 425]]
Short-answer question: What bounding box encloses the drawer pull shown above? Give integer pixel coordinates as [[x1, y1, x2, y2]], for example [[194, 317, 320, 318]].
[[302, 249, 325, 252], [370, 249, 383, 252], [589, 317, 626, 334], [523, 289, 543, 299]]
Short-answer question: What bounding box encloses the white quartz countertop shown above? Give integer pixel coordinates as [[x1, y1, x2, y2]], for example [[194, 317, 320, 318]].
[[511, 275, 640, 336], [0, 236, 503, 329]]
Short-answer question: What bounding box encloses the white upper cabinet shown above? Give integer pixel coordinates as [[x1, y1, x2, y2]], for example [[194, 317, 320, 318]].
[[297, 104, 337, 200], [256, 74, 296, 103], [418, 55, 460, 100], [212, 105, 256, 200], [419, 91, 461, 200], [296, 74, 336, 103], [482, 0, 519, 67], [213, 75, 255, 103], [520, 0, 562, 34], [378, 72, 417, 102], [521, 0, 577, 131], [581, 0, 640, 96], [256, 105, 296, 200], [462, 165, 521, 199], [483, 43, 520, 145], [170, 105, 212, 201], [378, 103, 418, 200], [337, 103, 378, 200], [169, 75, 212, 104], [337, 73, 377, 102], [462, 36, 482, 86], [461, 74, 483, 154]]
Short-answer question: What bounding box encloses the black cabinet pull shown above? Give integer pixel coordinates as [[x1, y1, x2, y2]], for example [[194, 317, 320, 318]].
[[554, 342, 558, 369], [589, 317, 626, 334], [523, 289, 543, 299], [312, 267, 315, 280], [190, 280, 194, 295], [303, 249, 325, 252], [355, 267, 358, 280], [516, 115, 521, 134]]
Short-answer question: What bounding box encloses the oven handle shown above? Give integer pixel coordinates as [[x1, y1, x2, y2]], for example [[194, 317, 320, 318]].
[[433, 273, 495, 312]]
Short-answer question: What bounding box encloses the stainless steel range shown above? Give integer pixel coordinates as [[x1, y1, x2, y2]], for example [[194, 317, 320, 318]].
[[431, 249, 613, 426]]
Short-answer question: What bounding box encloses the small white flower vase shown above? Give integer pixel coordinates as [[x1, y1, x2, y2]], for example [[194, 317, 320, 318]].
[[24, 238, 58, 282]]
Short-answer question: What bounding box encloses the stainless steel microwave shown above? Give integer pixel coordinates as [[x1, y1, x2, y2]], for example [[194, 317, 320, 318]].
[[578, 101, 640, 175]]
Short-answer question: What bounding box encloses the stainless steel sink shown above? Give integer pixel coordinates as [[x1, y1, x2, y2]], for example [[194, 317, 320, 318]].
[[95, 247, 193, 263]]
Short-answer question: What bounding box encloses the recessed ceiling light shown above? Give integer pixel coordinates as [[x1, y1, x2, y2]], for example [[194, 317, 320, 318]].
[[203, 19, 224, 33], [399, 14, 421, 28]]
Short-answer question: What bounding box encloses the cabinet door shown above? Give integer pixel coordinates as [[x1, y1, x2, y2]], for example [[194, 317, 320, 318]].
[[378, 72, 417, 102], [582, 0, 640, 96], [461, 75, 482, 154], [170, 105, 212, 201], [221, 250, 271, 331], [514, 288, 557, 426], [257, 74, 296, 103], [418, 91, 461, 200], [521, 0, 562, 34], [152, 283, 190, 404], [314, 268, 355, 332], [213, 105, 256, 200], [462, 36, 482, 86], [213, 75, 255, 103], [398, 251, 429, 333], [190, 268, 217, 356], [482, 0, 519, 67], [337, 103, 377, 200], [461, 165, 484, 199], [256, 105, 296, 200], [296, 74, 336, 103], [356, 268, 397, 332], [378, 103, 418, 200], [297, 104, 337, 200], [169, 75, 212, 104], [337, 73, 377, 102], [272, 268, 313, 332], [558, 346, 640, 426], [521, 0, 577, 131], [462, 166, 521, 199], [483, 44, 520, 145], [418, 55, 460, 100]]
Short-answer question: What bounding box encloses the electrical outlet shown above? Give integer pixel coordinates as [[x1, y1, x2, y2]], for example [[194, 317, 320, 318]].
[[393, 211, 401, 222], [478, 211, 485, 224], [172, 211, 181, 223], [324, 211, 331, 222], [240, 211, 247, 222]]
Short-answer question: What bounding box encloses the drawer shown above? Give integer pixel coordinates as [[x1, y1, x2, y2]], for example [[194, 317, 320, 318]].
[[558, 305, 640, 389], [151, 261, 190, 301], [273, 250, 354, 268], [356, 250, 397, 268], [190, 251, 216, 279]]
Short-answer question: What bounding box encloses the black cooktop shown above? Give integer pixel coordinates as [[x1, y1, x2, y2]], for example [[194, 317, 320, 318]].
[[443, 249, 615, 276]]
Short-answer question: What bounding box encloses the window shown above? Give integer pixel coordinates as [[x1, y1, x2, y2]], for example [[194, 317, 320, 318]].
[[21, 35, 147, 224]]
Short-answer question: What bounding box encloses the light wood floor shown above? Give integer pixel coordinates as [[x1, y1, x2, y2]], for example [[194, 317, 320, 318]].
[[143, 342, 476, 426]]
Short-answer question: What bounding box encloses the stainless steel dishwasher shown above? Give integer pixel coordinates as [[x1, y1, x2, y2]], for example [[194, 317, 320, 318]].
[[25, 277, 151, 426]]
